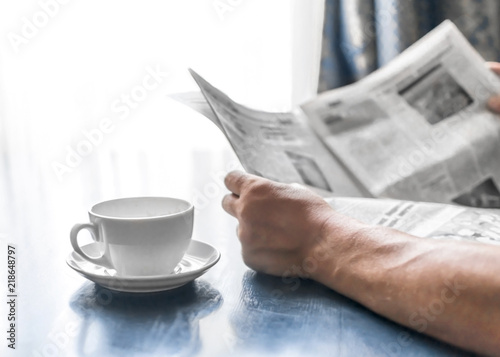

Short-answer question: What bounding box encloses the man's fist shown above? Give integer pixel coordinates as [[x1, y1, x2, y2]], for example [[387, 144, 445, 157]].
[[221, 171, 364, 278]]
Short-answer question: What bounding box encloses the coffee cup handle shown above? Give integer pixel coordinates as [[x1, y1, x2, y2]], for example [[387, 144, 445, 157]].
[[70, 223, 112, 268]]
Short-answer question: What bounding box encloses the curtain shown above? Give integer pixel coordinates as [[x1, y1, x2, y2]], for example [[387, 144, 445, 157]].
[[318, 0, 500, 92]]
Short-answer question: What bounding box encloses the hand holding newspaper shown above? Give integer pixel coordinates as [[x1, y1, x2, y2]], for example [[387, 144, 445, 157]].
[[174, 23, 500, 355], [175, 20, 500, 210]]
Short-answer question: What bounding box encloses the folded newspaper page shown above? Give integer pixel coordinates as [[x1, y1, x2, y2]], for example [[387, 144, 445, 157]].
[[187, 70, 367, 197], [327, 196, 500, 246], [169, 91, 223, 131], [302, 20, 500, 208]]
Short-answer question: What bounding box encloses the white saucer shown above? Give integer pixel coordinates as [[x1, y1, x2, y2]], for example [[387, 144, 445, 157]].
[[66, 239, 221, 293]]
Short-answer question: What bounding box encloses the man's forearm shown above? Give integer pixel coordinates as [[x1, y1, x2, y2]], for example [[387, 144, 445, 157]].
[[314, 221, 500, 356]]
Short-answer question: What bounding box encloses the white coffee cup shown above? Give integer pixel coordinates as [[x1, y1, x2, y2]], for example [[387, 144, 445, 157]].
[[70, 197, 193, 276]]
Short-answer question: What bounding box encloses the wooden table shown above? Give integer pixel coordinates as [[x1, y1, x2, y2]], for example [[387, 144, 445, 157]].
[[0, 110, 473, 357]]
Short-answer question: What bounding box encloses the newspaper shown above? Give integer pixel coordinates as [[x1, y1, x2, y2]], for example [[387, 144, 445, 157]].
[[303, 20, 500, 208], [327, 196, 500, 246], [176, 20, 500, 208], [187, 71, 367, 197]]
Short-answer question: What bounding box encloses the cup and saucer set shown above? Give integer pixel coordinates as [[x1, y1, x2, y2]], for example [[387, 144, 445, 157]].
[[66, 197, 220, 293]]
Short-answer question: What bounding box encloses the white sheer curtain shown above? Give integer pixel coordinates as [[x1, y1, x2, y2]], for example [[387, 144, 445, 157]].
[[0, 0, 324, 193], [291, 0, 325, 106]]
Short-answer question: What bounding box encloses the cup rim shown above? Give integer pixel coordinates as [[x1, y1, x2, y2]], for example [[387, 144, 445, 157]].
[[89, 196, 193, 221]]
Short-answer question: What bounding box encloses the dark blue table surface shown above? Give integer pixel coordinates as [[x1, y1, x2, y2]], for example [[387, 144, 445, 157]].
[[0, 133, 474, 357]]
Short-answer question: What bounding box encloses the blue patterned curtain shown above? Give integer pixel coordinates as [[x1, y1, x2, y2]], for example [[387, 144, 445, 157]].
[[318, 0, 500, 92]]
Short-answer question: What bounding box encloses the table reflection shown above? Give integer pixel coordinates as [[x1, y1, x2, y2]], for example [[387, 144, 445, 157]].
[[70, 280, 222, 356], [229, 271, 472, 356]]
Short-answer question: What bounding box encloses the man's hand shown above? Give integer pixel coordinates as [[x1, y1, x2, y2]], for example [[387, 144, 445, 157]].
[[221, 171, 364, 278], [487, 62, 500, 113]]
